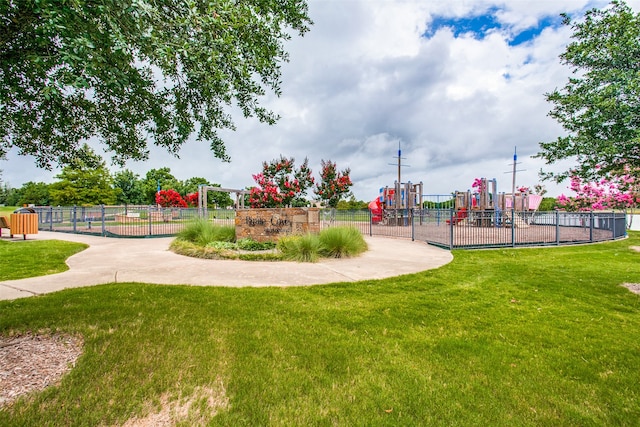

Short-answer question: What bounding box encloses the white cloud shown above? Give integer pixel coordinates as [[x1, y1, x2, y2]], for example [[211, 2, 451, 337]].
[[3, 0, 639, 202]]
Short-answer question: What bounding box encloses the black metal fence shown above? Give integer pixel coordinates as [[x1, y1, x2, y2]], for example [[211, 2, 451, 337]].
[[31, 205, 627, 249], [32, 205, 235, 238], [321, 208, 627, 249]]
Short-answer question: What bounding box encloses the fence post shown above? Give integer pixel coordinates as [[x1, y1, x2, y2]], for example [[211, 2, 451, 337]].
[[411, 208, 415, 241], [148, 206, 153, 236], [589, 211, 594, 242], [101, 205, 106, 236], [369, 208, 372, 236], [49, 206, 53, 231], [449, 208, 454, 250], [511, 208, 516, 248], [612, 211, 616, 240], [555, 210, 560, 245], [72, 206, 77, 233]]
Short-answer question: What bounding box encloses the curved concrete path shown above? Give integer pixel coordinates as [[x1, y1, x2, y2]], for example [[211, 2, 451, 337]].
[[0, 232, 453, 300]]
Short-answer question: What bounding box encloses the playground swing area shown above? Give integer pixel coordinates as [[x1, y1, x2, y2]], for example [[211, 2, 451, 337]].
[[366, 177, 627, 250]]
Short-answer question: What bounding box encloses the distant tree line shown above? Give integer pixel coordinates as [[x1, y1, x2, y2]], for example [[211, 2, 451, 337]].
[[1, 147, 373, 209], [0, 145, 232, 208]]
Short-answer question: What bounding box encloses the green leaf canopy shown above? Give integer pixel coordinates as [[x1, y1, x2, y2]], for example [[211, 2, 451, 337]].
[[0, 0, 311, 168], [536, 1, 640, 182]]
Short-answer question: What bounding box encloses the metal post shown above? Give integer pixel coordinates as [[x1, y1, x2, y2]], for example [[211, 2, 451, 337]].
[[612, 211, 616, 239], [369, 208, 372, 236], [449, 208, 454, 250], [589, 211, 594, 242], [411, 208, 415, 241], [511, 208, 516, 247], [72, 206, 77, 233], [555, 210, 560, 245], [148, 206, 153, 236], [101, 205, 106, 236], [49, 206, 53, 231]]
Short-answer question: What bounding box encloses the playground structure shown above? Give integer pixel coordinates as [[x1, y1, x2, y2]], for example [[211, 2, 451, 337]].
[[367, 176, 543, 229], [451, 178, 543, 228], [369, 181, 423, 225]]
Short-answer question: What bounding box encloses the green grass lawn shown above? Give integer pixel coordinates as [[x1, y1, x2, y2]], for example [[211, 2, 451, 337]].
[[0, 206, 17, 216], [0, 239, 87, 280], [0, 234, 639, 425]]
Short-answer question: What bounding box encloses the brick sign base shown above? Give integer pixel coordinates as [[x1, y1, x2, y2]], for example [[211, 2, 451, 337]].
[[235, 208, 320, 243]]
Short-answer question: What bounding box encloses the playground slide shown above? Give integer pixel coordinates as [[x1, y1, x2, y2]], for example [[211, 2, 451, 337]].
[[369, 200, 383, 223], [528, 195, 543, 210]]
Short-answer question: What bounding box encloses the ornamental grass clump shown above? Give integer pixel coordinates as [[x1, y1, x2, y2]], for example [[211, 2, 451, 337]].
[[318, 226, 368, 258], [277, 234, 322, 262], [176, 218, 235, 246], [173, 219, 280, 260]]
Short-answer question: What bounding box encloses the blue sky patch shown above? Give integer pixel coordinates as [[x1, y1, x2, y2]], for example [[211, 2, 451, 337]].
[[425, 8, 562, 46], [508, 16, 561, 46], [425, 7, 502, 40]]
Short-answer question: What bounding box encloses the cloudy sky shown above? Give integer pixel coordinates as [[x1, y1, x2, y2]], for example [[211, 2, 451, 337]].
[[3, 0, 639, 201]]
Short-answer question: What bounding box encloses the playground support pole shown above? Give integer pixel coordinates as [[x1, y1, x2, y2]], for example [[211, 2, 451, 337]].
[[511, 147, 517, 199]]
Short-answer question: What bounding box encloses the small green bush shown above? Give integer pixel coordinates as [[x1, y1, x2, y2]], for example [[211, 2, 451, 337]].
[[236, 238, 277, 251], [206, 241, 237, 250], [318, 226, 368, 258]]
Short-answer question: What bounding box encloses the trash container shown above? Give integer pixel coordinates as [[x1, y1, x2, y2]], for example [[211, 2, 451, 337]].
[[10, 213, 38, 239]]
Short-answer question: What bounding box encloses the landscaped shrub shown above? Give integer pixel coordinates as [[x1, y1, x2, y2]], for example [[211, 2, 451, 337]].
[[176, 218, 235, 246], [174, 221, 366, 262], [277, 234, 322, 262], [173, 219, 279, 260], [236, 239, 277, 251], [318, 226, 368, 258], [205, 241, 237, 250]]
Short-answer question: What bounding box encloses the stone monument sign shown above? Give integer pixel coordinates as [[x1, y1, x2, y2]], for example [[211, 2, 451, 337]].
[[235, 207, 320, 242]]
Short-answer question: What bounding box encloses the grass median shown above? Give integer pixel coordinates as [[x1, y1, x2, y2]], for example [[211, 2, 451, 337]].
[[0, 233, 639, 425]]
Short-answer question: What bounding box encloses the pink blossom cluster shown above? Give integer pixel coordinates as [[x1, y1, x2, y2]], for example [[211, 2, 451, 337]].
[[184, 192, 199, 207], [556, 170, 639, 211], [471, 178, 485, 192], [314, 160, 352, 208], [156, 189, 188, 208], [249, 173, 289, 208], [249, 156, 315, 208], [155, 189, 199, 208]]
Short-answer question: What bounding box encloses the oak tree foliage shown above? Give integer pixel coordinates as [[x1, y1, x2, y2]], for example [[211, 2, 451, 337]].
[[1, 0, 312, 168], [49, 144, 117, 206], [536, 1, 640, 182]]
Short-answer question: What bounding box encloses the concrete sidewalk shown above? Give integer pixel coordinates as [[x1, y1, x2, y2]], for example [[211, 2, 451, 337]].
[[0, 232, 453, 300]]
